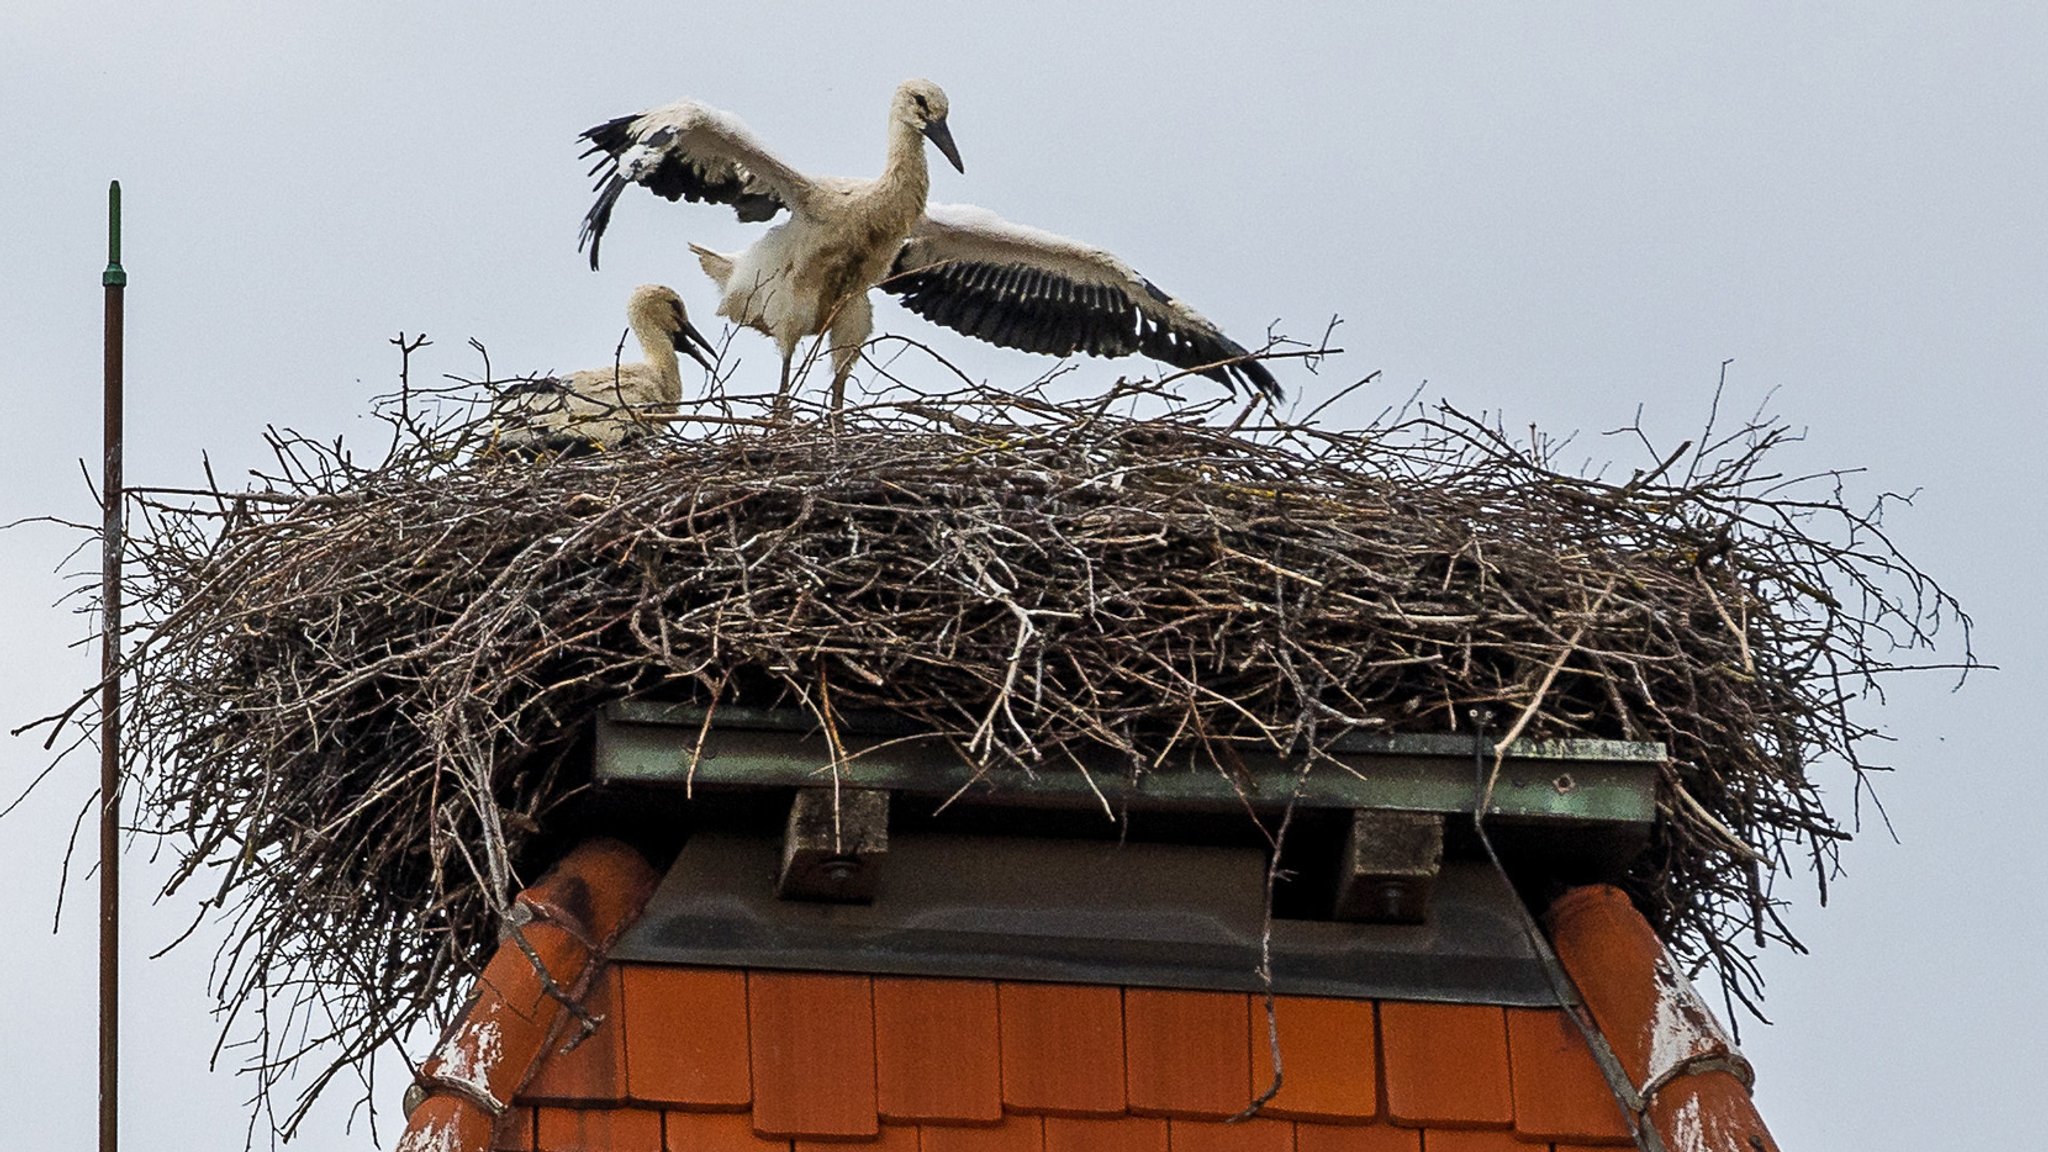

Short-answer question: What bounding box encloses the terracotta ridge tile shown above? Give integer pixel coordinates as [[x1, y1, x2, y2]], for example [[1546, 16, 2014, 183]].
[[1546, 885, 1779, 1152], [397, 839, 659, 1152], [398, 1095, 498, 1152], [521, 962, 628, 1104], [493, 1105, 538, 1152]]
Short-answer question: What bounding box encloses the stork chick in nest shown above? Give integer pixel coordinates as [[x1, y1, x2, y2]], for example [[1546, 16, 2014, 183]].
[[579, 79, 1281, 411], [493, 284, 715, 458]]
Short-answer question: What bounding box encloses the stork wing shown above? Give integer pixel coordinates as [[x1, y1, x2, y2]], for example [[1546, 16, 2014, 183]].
[[578, 101, 814, 270], [490, 376, 639, 457], [880, 204, 1281, 400]]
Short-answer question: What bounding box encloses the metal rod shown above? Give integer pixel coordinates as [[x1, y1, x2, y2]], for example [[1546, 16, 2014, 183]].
[[100, 178, 126, 1152]]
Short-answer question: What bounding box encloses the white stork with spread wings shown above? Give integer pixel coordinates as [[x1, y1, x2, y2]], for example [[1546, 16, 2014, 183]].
[[578, 80, 1281, 409]]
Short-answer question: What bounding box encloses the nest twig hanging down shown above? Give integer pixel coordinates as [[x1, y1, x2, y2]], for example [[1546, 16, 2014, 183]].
[[19, 356, 1966, 1136]]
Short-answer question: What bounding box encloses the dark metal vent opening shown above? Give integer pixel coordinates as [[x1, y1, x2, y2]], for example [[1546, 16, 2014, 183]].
[[614, 831, 1567, 1007]]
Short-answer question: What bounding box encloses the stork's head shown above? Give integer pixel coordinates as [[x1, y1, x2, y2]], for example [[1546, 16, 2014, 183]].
[[627, 284, 715, 369], [895, 78, 963, 174]]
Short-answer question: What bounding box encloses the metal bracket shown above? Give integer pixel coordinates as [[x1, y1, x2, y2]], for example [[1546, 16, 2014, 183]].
[[1332, 809, 1443, 924], [776, 787, 889, 903]]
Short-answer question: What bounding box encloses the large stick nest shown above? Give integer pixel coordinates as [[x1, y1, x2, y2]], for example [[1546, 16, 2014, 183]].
[[36, 367, 1965, 1134]]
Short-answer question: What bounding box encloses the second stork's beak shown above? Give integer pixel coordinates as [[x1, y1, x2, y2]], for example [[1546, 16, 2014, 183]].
[[674, 305, 717, 370], [923, 117, 965, 174]]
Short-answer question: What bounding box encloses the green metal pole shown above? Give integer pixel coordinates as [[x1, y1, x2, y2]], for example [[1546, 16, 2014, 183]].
[[100, 178, 124, 1152]]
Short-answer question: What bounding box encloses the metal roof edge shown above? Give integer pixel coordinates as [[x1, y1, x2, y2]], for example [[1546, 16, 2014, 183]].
[[594, 702, 1664, 828]]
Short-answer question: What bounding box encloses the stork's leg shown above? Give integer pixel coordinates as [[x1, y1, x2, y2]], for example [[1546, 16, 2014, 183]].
[[773, 348, 794, 420], [827, 293, 874, 417]]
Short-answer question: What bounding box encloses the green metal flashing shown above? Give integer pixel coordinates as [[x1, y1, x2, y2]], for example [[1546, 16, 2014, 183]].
[[594, 701, 1663, 827], [103, 181, 127, 288]]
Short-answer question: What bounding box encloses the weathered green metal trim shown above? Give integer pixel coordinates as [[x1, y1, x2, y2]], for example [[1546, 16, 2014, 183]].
[[595, 702, 1663, 826], [102, 181, 127, 288]]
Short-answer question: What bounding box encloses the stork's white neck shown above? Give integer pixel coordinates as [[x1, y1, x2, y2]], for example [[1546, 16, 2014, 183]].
[[876, 115, 931, 210], [626, 314, 683, 403]]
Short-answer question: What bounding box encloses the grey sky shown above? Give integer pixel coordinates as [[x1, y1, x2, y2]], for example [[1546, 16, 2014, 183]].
[[3, 3, 2042, 1147]]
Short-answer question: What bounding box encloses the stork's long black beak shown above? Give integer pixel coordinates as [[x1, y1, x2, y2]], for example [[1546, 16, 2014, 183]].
[[923, 118, 965, 174], [679, 317, 716, 370]]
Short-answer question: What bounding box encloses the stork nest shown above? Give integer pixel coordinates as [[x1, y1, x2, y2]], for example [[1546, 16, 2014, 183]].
[[24, 363, 1964, 1135]]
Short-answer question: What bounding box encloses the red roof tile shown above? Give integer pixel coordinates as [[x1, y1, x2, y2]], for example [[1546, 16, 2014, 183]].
[[873, 978, 1003, 1123], [794, 1124, 917, 1152], [749, 972, 879, 1138], [1502, 1008, 1630, 1145], [1250, 997, 1378, 1123], [998, 982, 1127, 1116], [1126, 989, 1252, 1118], [1409, 1129, 1524, 1152], [921, 1117, 1047, 1152], [1042, 1116, 1168, 1152], [535, 1106, 663, 1152], [665, 1109, 796, 1152], [523, 965, 626, 1105], [406, 848, 1785, 1152], [620, 965, 752, 1108], [1292, 1122, 1416, 1152], [1165, 1117, 1295, 1152], [495, 1106, 537, 1152], [1376, 1003, 1513, 1129]]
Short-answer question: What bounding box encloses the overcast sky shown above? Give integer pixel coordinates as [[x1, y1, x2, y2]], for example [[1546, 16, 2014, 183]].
[[3, 3, 2043, 1148]]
